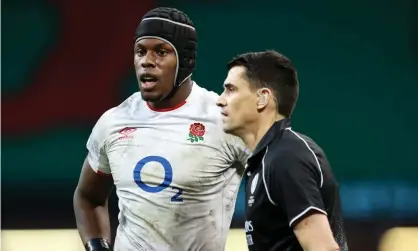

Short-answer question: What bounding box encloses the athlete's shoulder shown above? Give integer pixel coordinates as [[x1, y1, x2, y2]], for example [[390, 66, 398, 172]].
[[116, 92, 144, 114], [184, 83, 222, 120], [94, 107, 117, 128], [94, 92, 144, 128], [193, 83, 220, 102], [189, 83, 220, 109]]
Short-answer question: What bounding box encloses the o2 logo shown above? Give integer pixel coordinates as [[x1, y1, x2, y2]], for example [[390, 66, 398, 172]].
[[133, 156, 183, 202]]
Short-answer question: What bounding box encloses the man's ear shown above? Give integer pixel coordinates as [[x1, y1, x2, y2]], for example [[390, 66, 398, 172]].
[[256, 88, 273, 109]]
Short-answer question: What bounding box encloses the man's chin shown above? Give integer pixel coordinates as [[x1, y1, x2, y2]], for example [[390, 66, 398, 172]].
[[222, 125, 238, 135], [140, 91, 163, 102]]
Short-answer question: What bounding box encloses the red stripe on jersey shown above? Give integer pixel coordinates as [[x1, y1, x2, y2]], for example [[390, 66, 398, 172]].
[[146, 100, 187, 112]]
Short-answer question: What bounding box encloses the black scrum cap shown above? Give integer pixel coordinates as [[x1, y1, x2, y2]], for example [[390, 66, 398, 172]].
[[134, 7, 198, 90]]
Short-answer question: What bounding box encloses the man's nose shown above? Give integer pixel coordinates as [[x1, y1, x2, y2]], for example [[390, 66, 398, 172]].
[[141, 52, 156, 68], [216, 94, 226, 107]]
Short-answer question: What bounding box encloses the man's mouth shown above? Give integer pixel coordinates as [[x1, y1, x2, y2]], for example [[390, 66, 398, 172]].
[[140, 73, 158, 90]]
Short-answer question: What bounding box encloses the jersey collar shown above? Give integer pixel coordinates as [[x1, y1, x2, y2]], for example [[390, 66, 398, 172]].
[[248, 118, 291, 161], [146, 82, 197, 112]]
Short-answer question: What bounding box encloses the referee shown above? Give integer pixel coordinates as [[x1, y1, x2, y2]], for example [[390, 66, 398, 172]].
[[217, 50, 348, 251]]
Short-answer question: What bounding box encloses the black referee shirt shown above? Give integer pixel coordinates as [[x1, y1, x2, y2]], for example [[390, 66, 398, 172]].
[[244, 118, 348, 251]]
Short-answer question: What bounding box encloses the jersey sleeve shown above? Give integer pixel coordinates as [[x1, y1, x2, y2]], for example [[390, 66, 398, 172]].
[[86, 109, 115, 176], [268, 148, 326, 228], [224, 133, 251, 168]]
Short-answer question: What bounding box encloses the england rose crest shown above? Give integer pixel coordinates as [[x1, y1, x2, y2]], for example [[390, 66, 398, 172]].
[[188, 122, 205, 143]]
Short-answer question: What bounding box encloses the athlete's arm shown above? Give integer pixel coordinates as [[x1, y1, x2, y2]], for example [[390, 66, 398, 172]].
[[73, 157, 114, 245], [74, 108, 115, 249], [293, 213, 339, 251], [269, 148, 339, 251], [224, 133, 251, 172]]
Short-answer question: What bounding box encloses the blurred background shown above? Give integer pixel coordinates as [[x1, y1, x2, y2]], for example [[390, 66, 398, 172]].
[[2, 0, 418, 250]]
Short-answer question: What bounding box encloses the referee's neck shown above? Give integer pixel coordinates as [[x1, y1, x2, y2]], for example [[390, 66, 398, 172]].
[[243, 113, 284, 152]]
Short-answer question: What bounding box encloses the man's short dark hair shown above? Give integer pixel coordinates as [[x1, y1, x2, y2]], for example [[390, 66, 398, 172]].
[[227, 50, 299, 117]]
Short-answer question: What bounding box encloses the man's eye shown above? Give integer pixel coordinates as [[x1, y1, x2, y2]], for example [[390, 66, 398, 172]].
[[157, 50, 168, 56], [136, 49, 146, 56]]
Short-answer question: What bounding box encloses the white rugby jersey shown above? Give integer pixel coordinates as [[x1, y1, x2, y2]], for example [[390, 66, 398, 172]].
[[86, 83, 250, 251]]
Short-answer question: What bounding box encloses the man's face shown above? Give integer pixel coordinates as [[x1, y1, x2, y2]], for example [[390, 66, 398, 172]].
[[134, 38, 177, 102], [217, 66, 259, 135]]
